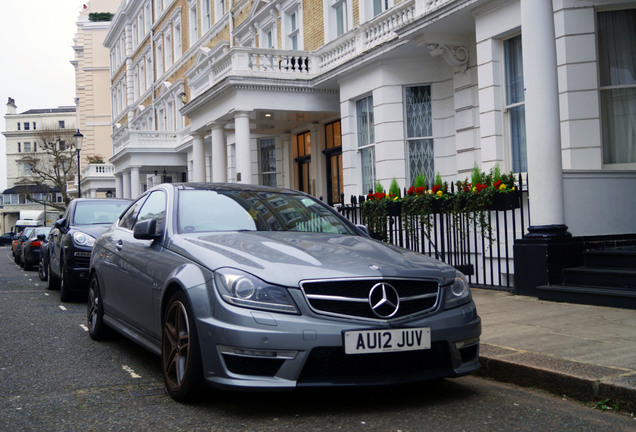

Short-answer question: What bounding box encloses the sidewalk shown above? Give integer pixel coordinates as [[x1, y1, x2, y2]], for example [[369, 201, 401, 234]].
[[471, 288, 636, 412]]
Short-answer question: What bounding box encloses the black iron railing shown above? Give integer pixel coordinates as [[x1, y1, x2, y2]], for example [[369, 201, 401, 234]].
[[336, 176, 530, 291]]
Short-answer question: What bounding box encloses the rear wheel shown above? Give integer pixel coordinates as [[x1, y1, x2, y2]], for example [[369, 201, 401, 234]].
[[87, 275, 109, 340], [23, 254, 31, 271], [162, 291, 204, 402]]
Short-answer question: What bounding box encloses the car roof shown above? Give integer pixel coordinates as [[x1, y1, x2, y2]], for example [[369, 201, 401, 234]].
[[166, 182, 310, 196]]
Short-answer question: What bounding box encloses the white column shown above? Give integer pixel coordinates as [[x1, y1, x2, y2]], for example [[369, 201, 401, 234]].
[[122, 171, 131, 199], [192, 133, 206, 182], [115, 175, 123, 198], [521, 0, 566, 230], [234, 111, 251, 183], [211, 122, 227, 182], [130, 167, 141, 198]]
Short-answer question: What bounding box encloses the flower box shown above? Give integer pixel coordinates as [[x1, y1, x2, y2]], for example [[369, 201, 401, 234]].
[[492, 190, 521, 211]]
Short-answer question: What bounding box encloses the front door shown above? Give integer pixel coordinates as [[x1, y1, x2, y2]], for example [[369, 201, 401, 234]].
[[323, 120, 343, 206]]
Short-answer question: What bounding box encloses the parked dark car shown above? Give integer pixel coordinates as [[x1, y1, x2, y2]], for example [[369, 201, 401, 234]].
[[13, 227, 35, 265], [88, 183, 481, 402], [48, 198, 131, 301], [20, 226, 52, 270], [0, 232, 15, 246]]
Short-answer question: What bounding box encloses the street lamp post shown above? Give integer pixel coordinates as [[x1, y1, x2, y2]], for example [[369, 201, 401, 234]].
[[73, 130, 84, 198]]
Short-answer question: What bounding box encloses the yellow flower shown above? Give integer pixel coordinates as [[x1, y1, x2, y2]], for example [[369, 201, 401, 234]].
[[472, 187, 477, 192], [512, 186, 516, 191], [499, 184, 507, 190], [437, 190, 443, 197], [393, 196, 399, 201]]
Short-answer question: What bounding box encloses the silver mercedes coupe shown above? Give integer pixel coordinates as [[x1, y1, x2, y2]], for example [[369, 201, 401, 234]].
[[87, 183, 481, 402]]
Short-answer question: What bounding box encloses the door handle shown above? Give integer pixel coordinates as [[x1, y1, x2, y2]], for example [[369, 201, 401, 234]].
[[116, 240, 123, 251]]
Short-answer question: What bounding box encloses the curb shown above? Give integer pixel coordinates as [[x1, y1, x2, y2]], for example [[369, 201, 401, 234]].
[[477, 343, 636, 412]]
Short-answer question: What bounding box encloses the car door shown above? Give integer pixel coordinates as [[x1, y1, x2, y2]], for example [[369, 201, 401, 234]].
[[106, 190, 168, 338]]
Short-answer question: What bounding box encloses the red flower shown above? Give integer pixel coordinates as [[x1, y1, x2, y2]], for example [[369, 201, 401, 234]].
[[431, 184, 441, 194], [475, 183, 488, 193], [493, 180, 502, 190], [367, 192, 387, 201]]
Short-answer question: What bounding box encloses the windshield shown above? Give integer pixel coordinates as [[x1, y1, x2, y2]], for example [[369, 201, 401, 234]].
[[74, 201, 130, 226], [177, 189, 357, 235]]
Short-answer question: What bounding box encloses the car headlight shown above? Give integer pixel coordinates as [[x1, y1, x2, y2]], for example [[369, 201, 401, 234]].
[[72, 232, 96, 247], [444, 271, 472, 309], [214, 268, 299, 314]]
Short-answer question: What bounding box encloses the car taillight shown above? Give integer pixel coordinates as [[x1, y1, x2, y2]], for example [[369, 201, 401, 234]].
[[32, 241, 42, 247]]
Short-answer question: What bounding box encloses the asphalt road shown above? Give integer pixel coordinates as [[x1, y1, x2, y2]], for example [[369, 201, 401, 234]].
[[1, 245, 634, 432]]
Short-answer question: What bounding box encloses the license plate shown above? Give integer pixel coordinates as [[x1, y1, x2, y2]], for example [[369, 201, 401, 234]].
[[343, 327, 431, 355]]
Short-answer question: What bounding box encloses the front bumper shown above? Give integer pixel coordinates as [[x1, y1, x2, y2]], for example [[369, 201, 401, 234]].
[[195, 292, 481, 390], [64, 249, 92, 290]]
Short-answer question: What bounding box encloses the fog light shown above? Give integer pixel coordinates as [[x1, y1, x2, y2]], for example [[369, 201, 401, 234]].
[[219, 345, 297, 360], [455, 337, 479, 350]]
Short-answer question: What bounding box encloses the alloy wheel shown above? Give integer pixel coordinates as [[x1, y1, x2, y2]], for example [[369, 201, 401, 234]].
[[162, 300, 190, 390]]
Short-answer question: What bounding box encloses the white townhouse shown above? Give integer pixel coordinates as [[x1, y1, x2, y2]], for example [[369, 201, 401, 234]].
[[1, 98, 76, 231], [105, 0, 636, 306]]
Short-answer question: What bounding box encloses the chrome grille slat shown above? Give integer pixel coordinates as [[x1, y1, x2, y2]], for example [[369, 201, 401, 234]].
[[300, 277, 440, 321], [305, 294, 368, 303]]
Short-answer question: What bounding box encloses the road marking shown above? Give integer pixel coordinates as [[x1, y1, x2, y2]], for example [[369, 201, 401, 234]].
[[79, 324, 88, 332], [59, 305, 67, 311], [122, 365, 142, 379]]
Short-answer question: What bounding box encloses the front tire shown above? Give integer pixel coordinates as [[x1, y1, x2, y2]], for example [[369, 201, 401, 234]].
[[87, 275, 109, 340], [59, 257, 74, 302], [162, 291, 204, 402], [47, 260, 60, 290], [38, 256, 48, 281]]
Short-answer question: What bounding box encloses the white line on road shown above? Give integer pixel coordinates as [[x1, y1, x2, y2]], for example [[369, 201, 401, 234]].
[[122, 365, 142, 379], [79, 324, 89, 332], [59, 305, 67, 311]]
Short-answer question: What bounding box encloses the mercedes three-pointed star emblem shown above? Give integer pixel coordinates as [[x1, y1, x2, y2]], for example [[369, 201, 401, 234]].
[[368, 282, 400, 318]]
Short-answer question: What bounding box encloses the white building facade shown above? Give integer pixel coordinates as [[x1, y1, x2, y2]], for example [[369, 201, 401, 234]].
[[105, 0, 636, 239], [1, 98, 76, 231], [72, 0, 123, 198]]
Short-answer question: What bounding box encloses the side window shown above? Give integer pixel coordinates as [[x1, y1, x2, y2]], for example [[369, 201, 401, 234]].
[[119, 197, 147, 230], [135, 191, 167, 233]]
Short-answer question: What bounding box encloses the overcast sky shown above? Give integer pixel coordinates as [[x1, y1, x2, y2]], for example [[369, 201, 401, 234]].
[[0, 1, 85, 192]]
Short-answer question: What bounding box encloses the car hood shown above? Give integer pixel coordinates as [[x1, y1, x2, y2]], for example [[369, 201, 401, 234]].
[[169, 231, 456, 287], [73, 224, 112, 239]]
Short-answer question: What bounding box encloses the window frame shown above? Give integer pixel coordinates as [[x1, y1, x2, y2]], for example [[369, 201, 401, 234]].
[[502, 33, 527, 173], [356, 95, 376, 194], [259, 137, 278, 187], [596, 8, 636, 166]]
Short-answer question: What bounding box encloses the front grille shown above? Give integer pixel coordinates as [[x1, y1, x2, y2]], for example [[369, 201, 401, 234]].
[[73, 254, 91, 269], [298, 342, 451, 384], [301, 278, 439, 320], [222, 354, 285, 377]]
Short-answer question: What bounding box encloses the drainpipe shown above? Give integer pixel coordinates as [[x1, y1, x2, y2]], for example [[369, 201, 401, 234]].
[[228, 0, 234, 48]]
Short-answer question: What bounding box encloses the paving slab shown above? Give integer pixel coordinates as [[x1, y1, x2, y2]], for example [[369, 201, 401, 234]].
[[472, 288, 636, 412]]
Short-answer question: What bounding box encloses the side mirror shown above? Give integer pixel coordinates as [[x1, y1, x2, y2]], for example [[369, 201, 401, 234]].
[[37, 234, 46, 241], [133, 219, 160, 241], [54, 218, 66, 229], [356, 224, 371, 237]]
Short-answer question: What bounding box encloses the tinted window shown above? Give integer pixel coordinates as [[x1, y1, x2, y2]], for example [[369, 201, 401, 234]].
[[177, 189, 356, 235], [119, 196, 147, 230], [135, 191, 166, 233], [73, 201, 131, 226]]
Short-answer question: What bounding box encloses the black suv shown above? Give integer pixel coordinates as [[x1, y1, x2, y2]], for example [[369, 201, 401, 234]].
[[48, 198, 131, 301]]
